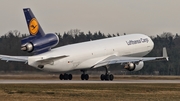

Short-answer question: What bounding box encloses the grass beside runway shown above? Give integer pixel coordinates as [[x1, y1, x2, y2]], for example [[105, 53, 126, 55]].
[[0, 84, 180, 101]]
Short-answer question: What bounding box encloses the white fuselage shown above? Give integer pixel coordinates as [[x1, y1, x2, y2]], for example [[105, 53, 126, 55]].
[[28, 34, 154, 72]]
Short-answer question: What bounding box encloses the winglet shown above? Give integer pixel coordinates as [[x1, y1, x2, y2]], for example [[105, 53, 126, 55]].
[[163, 47, 168, 61]]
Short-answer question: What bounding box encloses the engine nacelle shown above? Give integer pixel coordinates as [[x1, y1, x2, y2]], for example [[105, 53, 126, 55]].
[[125, 61, 144, 71], [21, 35, 37, 46], [21, 33, 59, 53]]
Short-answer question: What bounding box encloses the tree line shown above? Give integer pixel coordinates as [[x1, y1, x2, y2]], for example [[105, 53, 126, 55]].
[[0, 30, 179, 75]]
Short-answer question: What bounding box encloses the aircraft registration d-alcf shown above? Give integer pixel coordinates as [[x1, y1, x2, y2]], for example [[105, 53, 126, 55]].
[[0, 8, 168, 81]]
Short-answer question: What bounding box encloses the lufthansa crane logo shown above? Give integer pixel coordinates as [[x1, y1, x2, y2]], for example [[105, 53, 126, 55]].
[[29, 18, 39, 35]]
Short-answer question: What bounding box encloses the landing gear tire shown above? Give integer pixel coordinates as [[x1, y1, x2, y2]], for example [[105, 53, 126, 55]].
[[101, 74, 105, 80], [100, 74, 114, 81], [109, 74, 114, 81], [81, 74, 89, 80], [81, 74, 85, 80], [59, 73, 73, 80], [59, 74, 64, 80], [85, 74, 89, 80], [68, 74, 72, 80]]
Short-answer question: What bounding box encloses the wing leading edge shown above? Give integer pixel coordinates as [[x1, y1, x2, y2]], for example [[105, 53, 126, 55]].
[[0, 55, 28, 63], [0, 55, 69, 65], [93, 47, 168, 68]]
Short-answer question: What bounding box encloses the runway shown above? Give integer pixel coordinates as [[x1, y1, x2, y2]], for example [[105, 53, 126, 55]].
[[0, 79, 180, 84]]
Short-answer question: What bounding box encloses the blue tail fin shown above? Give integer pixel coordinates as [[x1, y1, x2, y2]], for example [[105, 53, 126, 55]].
[[23, 8, 45, 38], [21, 8, 59, 54]]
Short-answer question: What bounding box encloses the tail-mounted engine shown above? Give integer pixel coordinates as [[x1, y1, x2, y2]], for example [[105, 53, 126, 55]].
[[21, 33, 59, 54], [124, 61, 144, 71]]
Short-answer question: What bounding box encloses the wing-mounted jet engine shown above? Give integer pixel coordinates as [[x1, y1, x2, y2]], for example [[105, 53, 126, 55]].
[[124, 61, 144, 71]]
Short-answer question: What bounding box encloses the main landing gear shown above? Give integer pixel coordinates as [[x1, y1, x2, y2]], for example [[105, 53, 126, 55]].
[[81, 70, 89, 80], [100, 66, 114, 81], [59, 73, 72, 80], [59, 66, 114, 81]]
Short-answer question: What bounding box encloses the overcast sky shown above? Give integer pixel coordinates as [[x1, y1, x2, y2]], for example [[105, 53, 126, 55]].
[[0, 0, 180, 36]]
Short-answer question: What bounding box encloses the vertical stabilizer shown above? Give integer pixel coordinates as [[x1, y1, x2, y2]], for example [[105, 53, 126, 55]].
[[23, 8, 45, 38], [21, 8, 59, 54]]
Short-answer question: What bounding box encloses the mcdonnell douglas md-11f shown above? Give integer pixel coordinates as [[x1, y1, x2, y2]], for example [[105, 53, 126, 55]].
[[0, 8, 168, 81]]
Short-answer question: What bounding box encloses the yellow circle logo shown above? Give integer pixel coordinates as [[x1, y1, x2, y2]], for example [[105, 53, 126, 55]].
[[29, 18, 39, 35]]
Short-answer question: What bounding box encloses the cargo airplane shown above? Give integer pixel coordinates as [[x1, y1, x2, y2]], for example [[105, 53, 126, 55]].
[[0, 8, 168, 81]]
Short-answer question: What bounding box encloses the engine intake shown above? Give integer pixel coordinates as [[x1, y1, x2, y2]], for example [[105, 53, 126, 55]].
[[125, 61, 144, 71]]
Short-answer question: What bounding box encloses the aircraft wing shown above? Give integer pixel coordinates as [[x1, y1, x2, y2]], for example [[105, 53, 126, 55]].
[[93, 47, 168, 68], [0, 55, 28, 63], [0, 55, 69, 65]]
